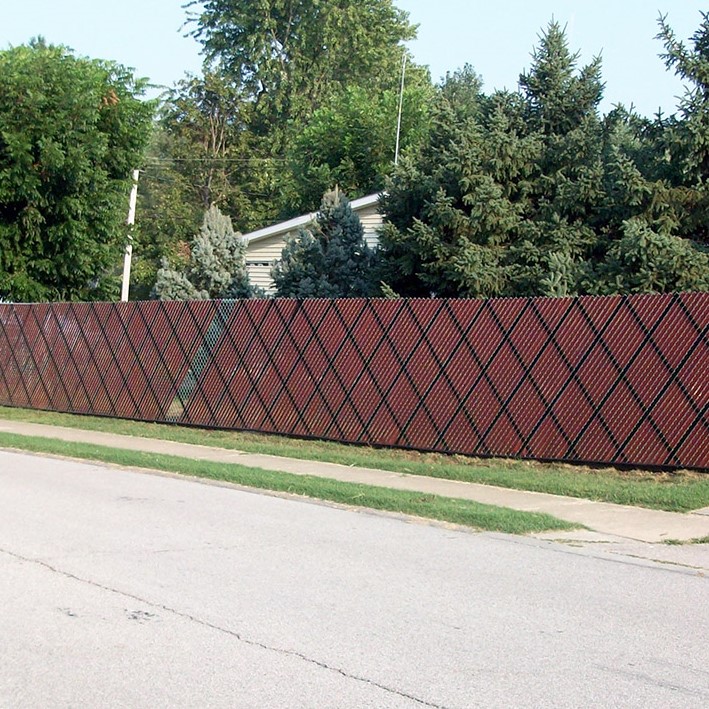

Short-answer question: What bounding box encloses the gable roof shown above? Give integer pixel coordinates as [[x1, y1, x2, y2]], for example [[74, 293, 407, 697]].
[[243, 193, 381, 246]]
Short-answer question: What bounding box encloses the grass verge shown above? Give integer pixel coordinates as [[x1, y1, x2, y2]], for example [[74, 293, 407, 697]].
[[0, 432, 576, 535], [663, 536, 709, 546], [1, 407, 708, 512]]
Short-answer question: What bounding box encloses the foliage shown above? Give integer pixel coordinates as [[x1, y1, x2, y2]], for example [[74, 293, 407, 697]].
[[140, 10, 709, 300], [154, 71, 273, 225], [0, 40, 154, 301], [654, 11, 709, 245], [130, 128, 203, 300], [272, 190, 376, 297], [153, 204, 254, 300], [140, 1, 426, 288], [187, 0, 423, 216], [378, 21, 709, 298], [518, 23, 603, 135], [133, 72, 273, 298], [590, 219, 709, 293], [285, 76, 433, 214], [187, 0, 416, 131]]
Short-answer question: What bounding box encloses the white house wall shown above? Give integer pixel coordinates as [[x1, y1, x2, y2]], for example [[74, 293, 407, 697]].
[[357, 203, 382, 249], [245, 232, 288, 292], [244, 196, 383, 294]]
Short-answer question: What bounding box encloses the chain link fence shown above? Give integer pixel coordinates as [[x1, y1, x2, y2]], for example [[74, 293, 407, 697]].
[[0, 293, 706, 469]]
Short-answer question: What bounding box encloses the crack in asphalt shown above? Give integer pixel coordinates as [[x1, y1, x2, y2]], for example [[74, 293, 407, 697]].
[[0, 546, 449, 709], [609, 551, 708, 573]]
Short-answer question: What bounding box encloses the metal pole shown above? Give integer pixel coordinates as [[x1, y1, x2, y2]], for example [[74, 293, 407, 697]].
[[121, 169, 140, 302], [394, 53, 407, 166]]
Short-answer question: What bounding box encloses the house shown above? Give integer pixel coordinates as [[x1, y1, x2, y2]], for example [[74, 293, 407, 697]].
[[243, 193, 383, 294]]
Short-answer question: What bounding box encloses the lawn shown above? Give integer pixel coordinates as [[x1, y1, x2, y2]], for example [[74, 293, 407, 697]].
[[0, 432, 576, 535], [0, 406, 708, 512]]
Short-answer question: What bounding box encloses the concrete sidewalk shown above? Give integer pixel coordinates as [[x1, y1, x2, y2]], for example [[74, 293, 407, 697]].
[[1, 419, 708, 545]]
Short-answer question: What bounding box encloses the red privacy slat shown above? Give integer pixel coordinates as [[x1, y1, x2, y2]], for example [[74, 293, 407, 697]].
[[0, 293, 706, 470]]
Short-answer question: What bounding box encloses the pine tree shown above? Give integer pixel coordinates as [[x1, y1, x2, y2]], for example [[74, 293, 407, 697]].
[[378, 20, 709, 298], [153, 204, 254, 300], [655, 12, 709, 244], [272, 190, 376, 298], [591, 219, 709, 293]]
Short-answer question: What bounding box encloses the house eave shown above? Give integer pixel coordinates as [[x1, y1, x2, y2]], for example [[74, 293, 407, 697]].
[[243, 192, 382, 246]]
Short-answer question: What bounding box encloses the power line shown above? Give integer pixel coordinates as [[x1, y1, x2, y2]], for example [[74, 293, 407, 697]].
[[144, 156, 289, 163]]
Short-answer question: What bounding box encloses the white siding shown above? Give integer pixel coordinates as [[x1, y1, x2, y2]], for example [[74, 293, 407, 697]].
[[246, 231, 294, 263], [244, 194, 383, 294], [246, 263, 277, 294], [245, 230, 301, 295], [358, 203, 382, 249]]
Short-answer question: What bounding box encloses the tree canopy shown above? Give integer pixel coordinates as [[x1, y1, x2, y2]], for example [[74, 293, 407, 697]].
[[0, 40, 154, 301], [187, 0, 416, 130], [284, 74, 433, 216], [131, 0, 422, 296], [653, 12, 709, 245], [377, 20, 709, 298], [131, 71, 269, 298], [13, 7, 707, 302]]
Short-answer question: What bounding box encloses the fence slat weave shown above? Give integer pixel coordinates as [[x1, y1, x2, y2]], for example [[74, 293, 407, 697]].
[[0, 292, 706, 470]]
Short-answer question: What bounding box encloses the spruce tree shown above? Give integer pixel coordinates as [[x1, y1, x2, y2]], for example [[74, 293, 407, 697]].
[[655, 12, 709, 244], [272, 190, 376, 298], [378, 20, 709, 298], [591, 219, 709, 293], [153, 204, 254, 300]]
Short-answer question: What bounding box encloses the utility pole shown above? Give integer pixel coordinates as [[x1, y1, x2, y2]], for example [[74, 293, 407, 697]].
[[121, 169, 140, 302], [394, 52, 407, 166]]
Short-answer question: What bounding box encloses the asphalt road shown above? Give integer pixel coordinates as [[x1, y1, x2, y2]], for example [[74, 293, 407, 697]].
[[1, 450, 707, 709]]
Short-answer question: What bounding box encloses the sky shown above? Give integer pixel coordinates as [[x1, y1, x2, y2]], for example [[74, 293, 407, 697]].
[[1, 0, 707, 118]]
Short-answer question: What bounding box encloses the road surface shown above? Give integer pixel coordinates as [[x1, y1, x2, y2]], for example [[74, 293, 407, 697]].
[[0, 450, 707, 708]]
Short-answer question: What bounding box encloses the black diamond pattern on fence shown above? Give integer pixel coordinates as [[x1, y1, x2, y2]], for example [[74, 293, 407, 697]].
[[0, 292, 706, 470]]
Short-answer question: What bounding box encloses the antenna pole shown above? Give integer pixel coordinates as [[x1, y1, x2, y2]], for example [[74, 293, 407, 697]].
[[394, 53, 407, 166]]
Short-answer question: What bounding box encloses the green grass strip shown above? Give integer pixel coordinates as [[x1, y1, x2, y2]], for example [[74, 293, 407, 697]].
[[0, 432, 576, 535], [663, 535, 709, 546], [2, 407, 708, 512]]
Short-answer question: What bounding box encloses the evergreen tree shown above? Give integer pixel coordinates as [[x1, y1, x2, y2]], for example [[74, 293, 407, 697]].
[[518, 23, 603, 136], [655, 11, 709, 244], [591, 219, 709, 294], [153, 204, 254, 300], [272, 190, 376, 298], [491, 23, 606, 296], [378, 21, 709, 298]]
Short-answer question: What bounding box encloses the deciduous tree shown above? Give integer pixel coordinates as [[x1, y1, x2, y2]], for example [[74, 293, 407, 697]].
[[0, 40, 154, 301], [133, 71, 269, 297], [285, 77, 432, 214], [187, 0, 416, 131]]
